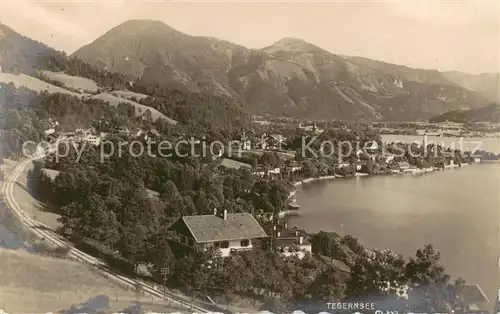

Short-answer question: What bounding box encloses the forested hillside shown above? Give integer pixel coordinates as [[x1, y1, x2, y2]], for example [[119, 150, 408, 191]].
[[429, 103, 500, 123]]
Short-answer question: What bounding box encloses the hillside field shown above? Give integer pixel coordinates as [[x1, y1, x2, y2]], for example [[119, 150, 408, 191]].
[[41, 70, 99, 93], [0, 248, 187, 313]]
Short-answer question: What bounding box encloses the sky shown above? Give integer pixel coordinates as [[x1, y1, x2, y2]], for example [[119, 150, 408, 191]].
[[1, 0, 499, 74]]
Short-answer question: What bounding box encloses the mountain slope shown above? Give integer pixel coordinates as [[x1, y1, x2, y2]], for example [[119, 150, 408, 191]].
[[0, 23, 58, 75], [429, 103, 500, 123], [73, 19, 496, 121], [73, 19, 246, 99], [441, 71, 500, 102]]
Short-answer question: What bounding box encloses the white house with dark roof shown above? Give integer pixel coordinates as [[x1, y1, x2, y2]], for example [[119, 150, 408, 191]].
[[168, 209, 268, 257]]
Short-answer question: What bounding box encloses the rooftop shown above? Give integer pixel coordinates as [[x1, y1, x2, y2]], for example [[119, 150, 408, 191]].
[[182, 213, 268, 243]]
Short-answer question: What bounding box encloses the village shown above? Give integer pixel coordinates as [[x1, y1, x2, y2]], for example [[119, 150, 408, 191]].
[[37, 118, 487, 271]]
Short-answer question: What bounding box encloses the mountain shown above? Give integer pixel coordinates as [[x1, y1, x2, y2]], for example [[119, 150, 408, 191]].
[[429, 103, 500, 123], [441, 71, 500, 102], [72, 20, 244, 98], [72, 19, 498, 122], [0, 23, 58, 75]]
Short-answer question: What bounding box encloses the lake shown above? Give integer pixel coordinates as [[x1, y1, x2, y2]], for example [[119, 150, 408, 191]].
[[288, 163, 500, 308]]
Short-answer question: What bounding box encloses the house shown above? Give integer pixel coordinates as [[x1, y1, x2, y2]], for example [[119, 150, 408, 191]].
[[254, 140, 267, 150], [231, 131, 252, 150], [46, 133, 58, 143], [471, 155, 482, 163], [286, 161, 302, 173], [44, 128, 55, 135], [398, 161, 410, 169], [365, 141, 379, 153], [335, 163, 350, 169], [84, 127, 96, 136], [268, 167, 281, 175], [85, 135, 101, 146], [242, 140, 251, 150], [254, 170, 266, 177], [274, 225, 312, 259], [168, 210, 268, 257], [118, 127, 130, 136], [383, 154, 395, 163], [132, 128, 144, 138]]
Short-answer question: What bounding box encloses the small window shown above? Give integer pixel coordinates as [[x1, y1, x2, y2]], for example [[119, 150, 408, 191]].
[[213, 242, 220, 249], [240, 239, 250, 247], [220, 241, 229, 249], [188, 238, 194, 246]]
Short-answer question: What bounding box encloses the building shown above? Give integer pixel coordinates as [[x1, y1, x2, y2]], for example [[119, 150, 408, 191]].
[[365, 141, 379, 153], [471, 155, 482, 163], [398, 161, 410, 169], [118, 127, 131, 136], [85, 135, 101, 146], [242, 140, 251, 150], [44, 128, 55, 135], [254, 141, 267, 150], [335, 163, 350, 169], [268, 167, 281, 175], [168, 209, 268, 257], [274, 225, 312, 259]]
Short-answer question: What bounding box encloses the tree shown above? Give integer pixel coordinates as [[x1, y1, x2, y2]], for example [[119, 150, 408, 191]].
[[301, 160, 318, 178], [345, 249, 406, 298], [308, 264, 345, 301], [405, 244, 460, 313]]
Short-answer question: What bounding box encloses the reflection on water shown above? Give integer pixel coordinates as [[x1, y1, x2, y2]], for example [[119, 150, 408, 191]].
[[288, 164, 500, 307]]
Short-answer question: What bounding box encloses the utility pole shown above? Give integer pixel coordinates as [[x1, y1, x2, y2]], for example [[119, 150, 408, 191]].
[[160, 267, 170, 300]]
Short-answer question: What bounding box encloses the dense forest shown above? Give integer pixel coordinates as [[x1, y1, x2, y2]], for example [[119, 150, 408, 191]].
[[38, 53, 249, 132], [132, 82, 248, 132]]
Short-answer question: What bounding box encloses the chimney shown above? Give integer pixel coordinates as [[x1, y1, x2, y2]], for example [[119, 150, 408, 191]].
[[213, 208, 217, 216], [223, 209, 227, 220]]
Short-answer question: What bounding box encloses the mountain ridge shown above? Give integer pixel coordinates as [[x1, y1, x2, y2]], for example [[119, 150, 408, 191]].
[[71, 19, 498, 121], [2, 20, 497, 122]]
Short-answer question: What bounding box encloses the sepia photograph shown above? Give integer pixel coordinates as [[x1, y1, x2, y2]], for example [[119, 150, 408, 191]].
[[0, 1, 499, 313]]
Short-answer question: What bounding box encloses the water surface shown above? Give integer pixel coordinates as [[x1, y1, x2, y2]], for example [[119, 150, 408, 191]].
[[288, 164, 500, 306]]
